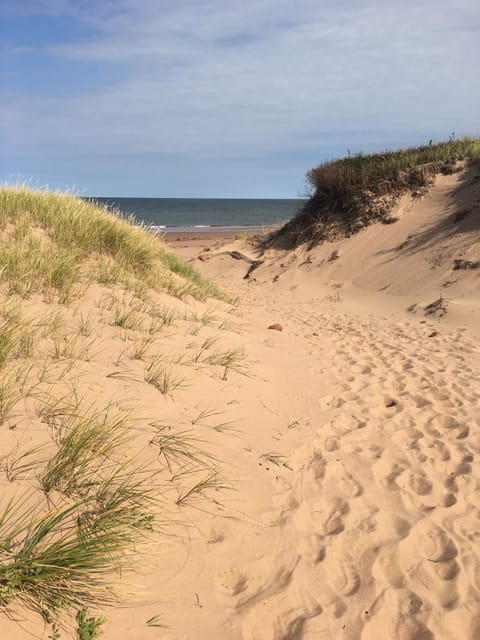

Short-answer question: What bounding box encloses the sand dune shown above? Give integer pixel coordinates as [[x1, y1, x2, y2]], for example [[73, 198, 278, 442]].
[[154, 164, 479, 639], [1, 168, 479, 639], [196, 165, 480, 332]]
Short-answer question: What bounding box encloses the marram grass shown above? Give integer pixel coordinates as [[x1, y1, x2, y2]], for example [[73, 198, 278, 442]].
[[271, 136, 480, 248], [0, 186, 229, 633], [0, 186, 226, 301], [0, 495, 136, 615]]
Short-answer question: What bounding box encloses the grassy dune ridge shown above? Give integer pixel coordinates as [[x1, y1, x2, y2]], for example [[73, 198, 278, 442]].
[[0, 187, 240, 637], [271, 136, 480, 248], [0, 187, 226, 302]]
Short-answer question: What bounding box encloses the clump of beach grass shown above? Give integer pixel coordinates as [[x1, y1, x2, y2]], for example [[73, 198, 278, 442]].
[[144, 357, 187, 395], [204, 348, 249, 380], [40, 405, 130, 497], [0, 493, 141, 617], [0, 405, 165, 621], [270, 136, 480, 248]]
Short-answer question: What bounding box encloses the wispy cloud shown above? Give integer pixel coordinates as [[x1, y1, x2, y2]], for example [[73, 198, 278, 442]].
[[2, 0, 479, 195]]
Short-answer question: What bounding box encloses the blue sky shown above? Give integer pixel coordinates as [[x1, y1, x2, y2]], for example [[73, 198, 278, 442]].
[[1, 0, 479, 197]]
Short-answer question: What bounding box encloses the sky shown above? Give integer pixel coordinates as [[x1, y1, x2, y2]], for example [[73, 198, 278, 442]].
[[1, 0, 479, 198]]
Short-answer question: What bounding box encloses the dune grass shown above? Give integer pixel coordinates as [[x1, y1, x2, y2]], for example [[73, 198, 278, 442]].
[[0, 398, 183, 622], [0, 186, 226, 301], [0, 185, 232, 633], [0, 494, 137, 616], [270, 136, 480, 248], [40, 406, 130, 497], [144, 357, 187, 395]]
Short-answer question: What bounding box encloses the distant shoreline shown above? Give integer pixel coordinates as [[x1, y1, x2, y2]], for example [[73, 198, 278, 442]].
[[161, 227, 264, 250], [148, 223, 273, 234], [82, 196, 302, 230]]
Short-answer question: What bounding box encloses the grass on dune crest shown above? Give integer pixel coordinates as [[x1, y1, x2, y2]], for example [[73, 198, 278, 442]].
[[269, 136, 480, 248], [0, 186, 226, 302]]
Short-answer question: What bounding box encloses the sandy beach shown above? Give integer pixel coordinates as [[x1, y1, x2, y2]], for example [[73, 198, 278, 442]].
[[3, 0, 480, 636], [162, 229, 264, 253], [1, 165, 479, 640]]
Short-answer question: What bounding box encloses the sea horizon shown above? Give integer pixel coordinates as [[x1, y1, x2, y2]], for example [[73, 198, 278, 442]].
[[84, 196, 305, 233]]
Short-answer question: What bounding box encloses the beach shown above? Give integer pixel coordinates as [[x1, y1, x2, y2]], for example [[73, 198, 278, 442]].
[[1, 165, 479, 640], [162, 228, 261, 252], [121, 166, 479, 639], [3, 1, 479, 637]]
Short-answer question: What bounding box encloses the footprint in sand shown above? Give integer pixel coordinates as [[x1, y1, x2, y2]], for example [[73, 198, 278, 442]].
[[310, 495, 349, 536], [215, 555, 298, 610], [325, 553, 361, 597], [292, 495, 348, 537], [330, 414, 365, 435], [371, 545, 405, 588], [299, 533, 326, 565], [390, 425, 423, 451], [360, 588, 432, 640], [426, 439, 451, 462], [429, 413, 470, 440], [241, 590, 321, 640], [371, 455, 405, 491], [431, 557, 460, 581], [398, 472, 433, 496], [337, 470, 363, 498], [407, 520, 457, 563]]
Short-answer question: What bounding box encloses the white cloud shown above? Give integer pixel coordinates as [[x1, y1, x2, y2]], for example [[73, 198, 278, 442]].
[[2, 1, 480, 193]]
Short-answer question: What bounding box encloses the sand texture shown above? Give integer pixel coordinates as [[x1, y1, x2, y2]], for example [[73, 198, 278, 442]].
[[1, 166, 479, 639]]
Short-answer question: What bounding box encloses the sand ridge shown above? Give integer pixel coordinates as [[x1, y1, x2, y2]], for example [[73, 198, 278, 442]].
[[192, 166, 480, 332]]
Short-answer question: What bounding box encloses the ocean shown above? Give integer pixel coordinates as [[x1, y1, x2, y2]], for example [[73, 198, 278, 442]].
[[86, 197, 304, 233]]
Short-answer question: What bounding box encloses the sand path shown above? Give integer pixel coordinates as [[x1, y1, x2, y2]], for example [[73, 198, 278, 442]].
[[2, 259, 477, 640], [217, 277, 479, 639], [112, 260, 478, 640]]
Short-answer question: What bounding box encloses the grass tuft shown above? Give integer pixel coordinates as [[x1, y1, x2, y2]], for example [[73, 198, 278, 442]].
[[40, 406, 130, 497], [144, 358, 187, 395], [0, 495, 135, 615], [204, 348, 249, 380]]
